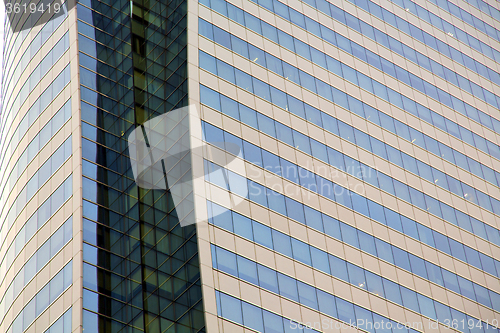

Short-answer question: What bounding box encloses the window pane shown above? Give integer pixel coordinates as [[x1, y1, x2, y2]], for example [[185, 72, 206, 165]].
[[291, 238, 311, 266], [317, 290, 337, 317], [336, 297, 356, 323], [253, 221, 273, 248], [347, 262, 366, 289], [216, 247, 237, 276], [297, 281, 318, 309], [329, 256, 348, 282], [258, 265, 279, 294], [365, 271, 384, 297], [233, 212, 253, 240], [242, 302, 264, 332], [263, 310, 284, 333], [272, 229, 292, 257], [237, 256, 258, 285], [220, 293, 243, 323]]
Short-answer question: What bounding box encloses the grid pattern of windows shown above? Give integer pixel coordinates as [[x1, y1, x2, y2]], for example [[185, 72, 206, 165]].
[[78, 0, 205, 330], [216, 291, 320, 333], [211, 244, 497, 333], [198, 0, 500, 330], [204, 156, 500, 311], [200, 119, 500, 280], [0, 6, 74, 330]]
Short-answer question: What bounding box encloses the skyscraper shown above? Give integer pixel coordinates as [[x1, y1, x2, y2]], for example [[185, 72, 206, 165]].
[[1, 0, 500, 331]]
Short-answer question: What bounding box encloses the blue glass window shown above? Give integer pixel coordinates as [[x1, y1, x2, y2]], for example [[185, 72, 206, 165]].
[[291, 238, 311, 266], [216, 247, 238, 276], [329, 256, 348, 282], [258, 265, 279, 294], [278, 273, 299, 302], [242, 302, 264, 332]]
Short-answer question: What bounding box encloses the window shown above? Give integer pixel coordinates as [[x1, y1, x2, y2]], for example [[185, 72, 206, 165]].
[[248, 44, 266, 67], [267, 188, 287, 216], [425, 261, 443, 286], [336, 297, 355, 324], [382, 279, 402, 305], [287, 95, 305, 118], [281, 159, 298, 184], [323, 215, 341, 240], [433, 231, 451, 255], [270, 86, 287, 109], [285, 197, 305, 224], [239, 104, 258, 129], [375, 239, 393, 264], [278, 30, 295, 52], [271, 230, 292, 258], [243, 141, 262, 167], [258, 265, 279, 294], [261, 22, 278, 43], [216, 247, 237, 276], [210, 202, 232, 231], [253, 78, 271, 102], [213, 26, 231, 49], [355, 306, 375, 333], [442, 269, 460, 294], [448, 239, 467, 263], [340, 223, 359, 248], [262, 150, 280, 173], [235, 69, 253, 92], [205, 161, 228, 189], [416, 224, 434, 247], [351, 193, 370, 218], [457, 276, 476, 300], [233, 212, 253, 240], [241, 302, 264, 332], [409, 255, 427, 279], [248, 181, 267, 207], [367, 200, 385, 224], [401, 287, 419, 312], [377, 172, 395, 195], [317, 290, 337, 318], [365, 271, 384, 297], [310, 247, 329, 274], [263, 310, 283, 333], [291, 238, 311, 266], [385, 208, 402, 232], [227, 4, 245, 24], [292, 130, 311, 155], [257, 113, 276, 137], [253, 221, 273, 249], [217, 60, 235, 84], [230, 36, 248, 59], [278, 273, 298, 302], [358, 231, 377, 256], [298, 281, 318, 309], [304, 205, 323, 232], [347, 263, 366, 289], [310, 140, 328, 163], [329, 255, 349, 282], [283, 62, 300, 84], [392, 247, 411, 272], [200, 85, 220, 111]]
